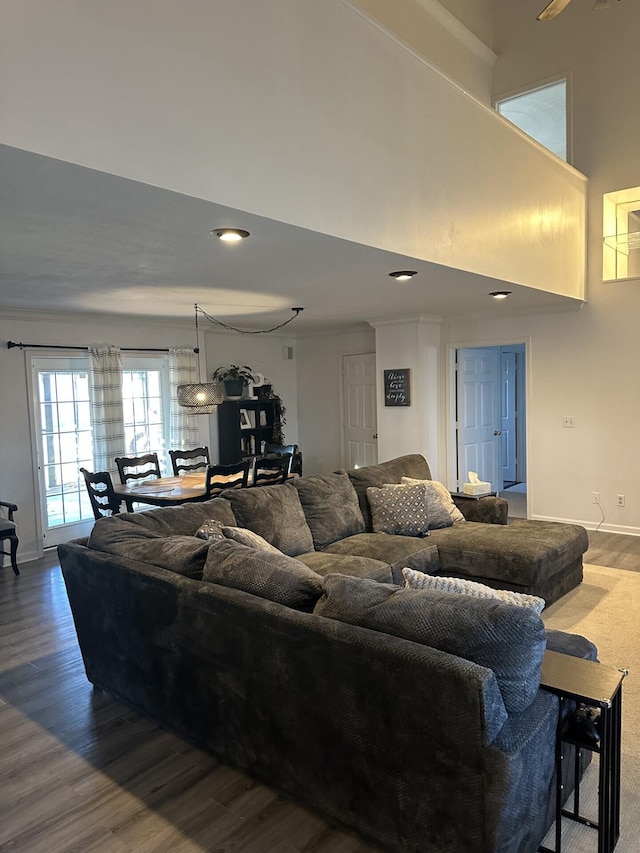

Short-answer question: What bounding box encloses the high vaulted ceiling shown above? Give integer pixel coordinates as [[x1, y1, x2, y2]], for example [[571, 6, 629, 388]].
[[0, 145, 583, 333]]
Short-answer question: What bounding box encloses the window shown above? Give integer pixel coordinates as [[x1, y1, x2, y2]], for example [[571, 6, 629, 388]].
[[32, 355, 171, 545], [603, 187, 640, 281], [122, 362, 170, 459], [495, 77, 569, 162]]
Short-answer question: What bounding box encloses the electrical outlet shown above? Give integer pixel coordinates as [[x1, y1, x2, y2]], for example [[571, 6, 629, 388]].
[[617, 494, 625, 507], [563, 416, 575, 428], [592, 492, 601, 504]]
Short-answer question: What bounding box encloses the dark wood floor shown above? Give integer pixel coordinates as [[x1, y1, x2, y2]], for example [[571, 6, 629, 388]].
[[0, 550, 375, 853], [1, 530, 638, 851]]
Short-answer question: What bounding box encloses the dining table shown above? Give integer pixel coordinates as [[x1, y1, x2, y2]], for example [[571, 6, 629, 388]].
[[112, 472, 207, 507]]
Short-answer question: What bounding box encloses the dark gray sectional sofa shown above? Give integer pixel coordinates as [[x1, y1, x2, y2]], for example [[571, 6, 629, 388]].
[[59, 454, 594, 852]]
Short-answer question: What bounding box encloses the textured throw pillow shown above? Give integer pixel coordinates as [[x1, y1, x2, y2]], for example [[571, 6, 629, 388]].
[[222, 525, 282, 553], [195, 518, 226, 541], [221, 483, 314, 556], [401, 477, 465, 524], [366, 484, 430, 537], [402, 568, 545, 615], [203, 539, 323, 610], [315, 573, 546, 713], [293, 471, 365, 549]]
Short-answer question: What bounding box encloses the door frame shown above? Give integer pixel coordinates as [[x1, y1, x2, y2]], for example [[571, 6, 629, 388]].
[[445, 337, 531, 503]]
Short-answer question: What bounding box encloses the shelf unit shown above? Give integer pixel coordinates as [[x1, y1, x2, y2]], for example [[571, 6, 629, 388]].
[[218, 400, 278, 464]]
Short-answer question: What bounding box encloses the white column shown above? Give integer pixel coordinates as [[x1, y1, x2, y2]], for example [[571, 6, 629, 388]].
[[370, 315, 442, 476]]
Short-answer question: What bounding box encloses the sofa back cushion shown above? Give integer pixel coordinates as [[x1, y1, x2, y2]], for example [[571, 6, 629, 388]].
[[203, 538, 323, 610], [293, 471, 365, 549], [120, 498, 237, 536], [87, 515, 211, 578], [220, 482, 314, 556], [314, 573, 546, 713], [347, 454, 432, 531]]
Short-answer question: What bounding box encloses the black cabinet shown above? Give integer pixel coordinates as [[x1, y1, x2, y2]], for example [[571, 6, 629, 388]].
[[218, 400, 278, 464]]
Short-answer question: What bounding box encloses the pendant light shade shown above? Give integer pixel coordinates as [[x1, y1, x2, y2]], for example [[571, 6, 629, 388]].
[[177, 381, 224, 414], [177, 304, 225, 414]]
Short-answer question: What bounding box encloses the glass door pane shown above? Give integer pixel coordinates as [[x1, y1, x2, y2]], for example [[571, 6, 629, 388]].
[[33, 358, 96, 546]]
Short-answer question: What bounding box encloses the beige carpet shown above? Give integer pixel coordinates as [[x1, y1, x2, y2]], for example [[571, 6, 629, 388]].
[[540, 564, 639, 851]]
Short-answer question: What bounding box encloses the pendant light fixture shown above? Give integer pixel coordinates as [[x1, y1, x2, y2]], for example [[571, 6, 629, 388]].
[[177, 305, 224, 414]]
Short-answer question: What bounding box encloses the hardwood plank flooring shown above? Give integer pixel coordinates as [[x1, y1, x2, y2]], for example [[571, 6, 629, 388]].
[[0, 550, 375, 853], [1, 529, 639, 851]]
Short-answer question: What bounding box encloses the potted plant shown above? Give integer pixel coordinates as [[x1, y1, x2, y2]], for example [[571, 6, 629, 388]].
[[212, 365, 255, 400]]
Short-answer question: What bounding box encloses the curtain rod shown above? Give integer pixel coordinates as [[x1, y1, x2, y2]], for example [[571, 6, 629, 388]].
[[7, 341, 198, 353]]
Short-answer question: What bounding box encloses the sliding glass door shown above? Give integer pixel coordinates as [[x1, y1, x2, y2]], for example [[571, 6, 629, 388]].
[[32, 357, 95, 546], [31, 355, 172, 548]]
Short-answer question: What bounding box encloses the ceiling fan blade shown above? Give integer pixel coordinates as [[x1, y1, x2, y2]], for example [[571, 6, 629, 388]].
[[537, 0, 573, 20]]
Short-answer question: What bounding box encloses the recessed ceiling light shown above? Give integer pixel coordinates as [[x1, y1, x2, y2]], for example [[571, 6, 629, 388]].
[[489, 291, 512, 299], [388, 270, 417, 281], [211, 228, 250, 241]]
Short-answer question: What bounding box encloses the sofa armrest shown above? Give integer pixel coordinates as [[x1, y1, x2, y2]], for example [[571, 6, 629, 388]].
[[451, 495, 509, 525]]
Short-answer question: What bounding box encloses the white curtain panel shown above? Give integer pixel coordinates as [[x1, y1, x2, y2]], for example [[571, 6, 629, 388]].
[[89, 343, 125, 474], [169, 348, 201, 451]]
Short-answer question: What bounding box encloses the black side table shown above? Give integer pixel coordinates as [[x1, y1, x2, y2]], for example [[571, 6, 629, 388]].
[[449, 489, 497, 501], [538, 650, 627, 853]]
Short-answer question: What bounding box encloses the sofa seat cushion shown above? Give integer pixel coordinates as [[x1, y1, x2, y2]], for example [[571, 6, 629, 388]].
[[203, 538, 323, 611], [293, 470, 365, 549], [347, 454, 432, 531], [295, 550, 392, 583], [87, 515, 211, 578], [323, 533, 440, 584], [221, 482, 315, 556], [121, 498, 237, 536], [428, 519, 588, 588], [315, 573, 546, 713]]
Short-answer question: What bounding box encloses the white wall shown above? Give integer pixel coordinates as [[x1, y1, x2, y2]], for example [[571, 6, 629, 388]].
[[440, 0, 640, 534], [1, 0, 585, 299], [372, 316, 443, 474], [0, 309, 298, 561], [296, 326, 376, 475]]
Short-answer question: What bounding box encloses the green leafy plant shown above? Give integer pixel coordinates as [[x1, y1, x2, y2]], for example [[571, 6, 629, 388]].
[[212, 364, 255, 384], [263, 388, 287, 445]]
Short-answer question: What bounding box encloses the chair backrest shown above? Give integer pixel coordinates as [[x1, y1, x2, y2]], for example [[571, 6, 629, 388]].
[[115, 453, 161, 484], [204, 460, 251, 498], [252, 454, 292, 487], [263, 443, 302, 477], [169, 446, 211, 476], [80, 468, 123, 519]]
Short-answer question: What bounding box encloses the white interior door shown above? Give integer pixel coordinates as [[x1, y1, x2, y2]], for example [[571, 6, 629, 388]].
[[342, 353, 377, 469], [501, 351, 517, 483], [456, 347, 502, 490]]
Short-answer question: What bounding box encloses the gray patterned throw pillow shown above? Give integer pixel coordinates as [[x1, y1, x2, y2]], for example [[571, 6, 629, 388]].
[[366, 484, 430, 537], [402, 568, 545, 614]]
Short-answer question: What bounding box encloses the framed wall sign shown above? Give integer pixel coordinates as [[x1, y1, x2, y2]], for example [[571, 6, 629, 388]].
[[384, 368, 411, 406]]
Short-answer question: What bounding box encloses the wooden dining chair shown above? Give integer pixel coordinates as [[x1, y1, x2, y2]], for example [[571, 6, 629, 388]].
[[0, 500, 20, 575], [169, 446, 210, 475], [263, 443, 302, 477], [252, 454, 292, 487], [115, 452, 161, 485], [80, 468, 124, 520], [114, 453, 162, 511], [204, 460, 251, 499]]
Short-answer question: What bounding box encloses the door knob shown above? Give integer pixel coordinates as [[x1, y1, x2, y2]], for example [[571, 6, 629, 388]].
[[494, 430, 502, 436]]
